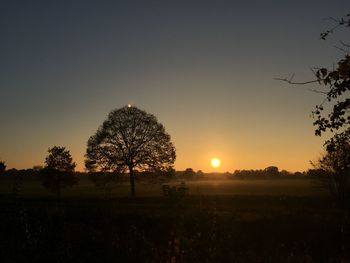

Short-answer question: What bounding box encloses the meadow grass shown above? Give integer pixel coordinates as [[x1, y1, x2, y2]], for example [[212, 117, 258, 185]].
[[0, 177, 326, 198], [1, 177, 348, 262]]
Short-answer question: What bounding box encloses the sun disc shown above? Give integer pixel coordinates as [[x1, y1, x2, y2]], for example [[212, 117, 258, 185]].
[[211, 158, 221, 168]]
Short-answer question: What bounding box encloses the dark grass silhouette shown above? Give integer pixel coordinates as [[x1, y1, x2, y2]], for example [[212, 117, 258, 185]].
[[1, 184, 350, 262]]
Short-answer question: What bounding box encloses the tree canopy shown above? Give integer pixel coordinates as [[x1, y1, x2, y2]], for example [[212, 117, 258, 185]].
[[314, 136, 350, 203], [0, 161, 6, 174], [312, 14, 349, 150], [45, 146, 76, 172], [276, 13, 350, 202], [41, 146, 77, 197], [277, 13, 350, 150], [85, 106, 176, 196], [312, 54, 350, 145]]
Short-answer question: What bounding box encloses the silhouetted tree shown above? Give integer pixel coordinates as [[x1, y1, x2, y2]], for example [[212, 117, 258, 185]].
[[277, 13, 350, 149], [306, 168, 329, 178], [293, 171, 305, 177], [197, 170, 204, 178], [85, 106, 176, 197], [280, 169, 292, 177], [313, 135, 350, 203], [264, 166, 279, 177], [41, 146, 77, 197], [158, 167, 176, 182], [183, 168, 196, 179], [231, 167, 296, 179], [32, 165, 43, 171], [0, 161, 6, 174]]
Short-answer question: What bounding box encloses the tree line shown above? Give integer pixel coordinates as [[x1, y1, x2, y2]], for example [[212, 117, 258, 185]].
[[0, 94, 348, 202]]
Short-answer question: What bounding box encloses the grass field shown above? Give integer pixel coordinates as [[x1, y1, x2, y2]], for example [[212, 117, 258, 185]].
[[0, 177, 327, 198], [1, 177, 349, 262]]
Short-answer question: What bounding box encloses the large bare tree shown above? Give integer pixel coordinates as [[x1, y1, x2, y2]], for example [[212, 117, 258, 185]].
[[85, 106, 176, 197]]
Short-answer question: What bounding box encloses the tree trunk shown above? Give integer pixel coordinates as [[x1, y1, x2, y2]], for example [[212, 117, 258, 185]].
[[129, 166, 136, 197]]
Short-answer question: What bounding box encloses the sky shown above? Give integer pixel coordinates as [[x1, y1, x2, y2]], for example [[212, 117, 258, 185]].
[[0, 0, 349, 172]]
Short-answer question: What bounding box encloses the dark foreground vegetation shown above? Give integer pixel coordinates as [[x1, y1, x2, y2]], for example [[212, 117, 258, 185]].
[[1, 177, 350, 263]]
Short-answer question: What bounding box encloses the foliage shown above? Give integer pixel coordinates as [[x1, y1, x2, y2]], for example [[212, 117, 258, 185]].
[[85, 106, 176, 197], [230, 167, 297, 179], [278, 13, 350, 149], [313, 136, 350, 203], [0, 161, 6, 174], [264, 166, 279, 177], [312, 14, 350, 149], [196, 170, 204, 178], [139, 168, 176, 184], [306, 168, 329, 178], [45, 146, 76, 172], [183, 168, 196, 179], [2, 168, 41, 178], [319, 14, 350, 40], [32, 165, 43, 171], [312, 54, 350, 140], [41, 146, 77, 197]]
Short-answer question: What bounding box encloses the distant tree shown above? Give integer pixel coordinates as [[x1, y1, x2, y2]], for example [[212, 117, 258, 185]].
[[293, 171, 305, 177], [313, 135, 350, 203], [32, 165, 43, 171], [158, 167, 176, 182], [280, 169, 292, 177], [306, 168, 329, 178], [231, 168, 298, 179], [197, 170, 204, 178], [264, 166, 279, 177], [0, 161, 6, 174], [85, 106, 176, 197], [232, 170, 241, 178], [41, 146, 77, 198], [223, 172, 232, 179], [183, 168, 196, 179]]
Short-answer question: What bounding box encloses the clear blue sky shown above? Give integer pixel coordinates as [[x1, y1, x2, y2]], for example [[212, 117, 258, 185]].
[[0, 0, 349, 171]]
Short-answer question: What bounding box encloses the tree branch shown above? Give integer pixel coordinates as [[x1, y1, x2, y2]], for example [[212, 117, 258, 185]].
[[274, 77, 320, 85]]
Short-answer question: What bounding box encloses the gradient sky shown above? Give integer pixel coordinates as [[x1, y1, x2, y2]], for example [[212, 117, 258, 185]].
[[1, 1, 349, 172]]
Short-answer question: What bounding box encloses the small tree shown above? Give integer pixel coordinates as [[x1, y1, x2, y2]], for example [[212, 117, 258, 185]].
[[85, 106, 176, 197], [313, 135, 350, 203], [0, 161, 6, 174], [41, 146, 77, 197]]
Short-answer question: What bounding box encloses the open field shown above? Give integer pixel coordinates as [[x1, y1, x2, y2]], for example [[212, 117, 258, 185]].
[[1, 177, 349, 262], [0, 177, 327, 198]]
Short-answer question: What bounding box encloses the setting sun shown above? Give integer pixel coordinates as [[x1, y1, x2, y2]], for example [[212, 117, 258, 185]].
[[211, 158, 221, 168]]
